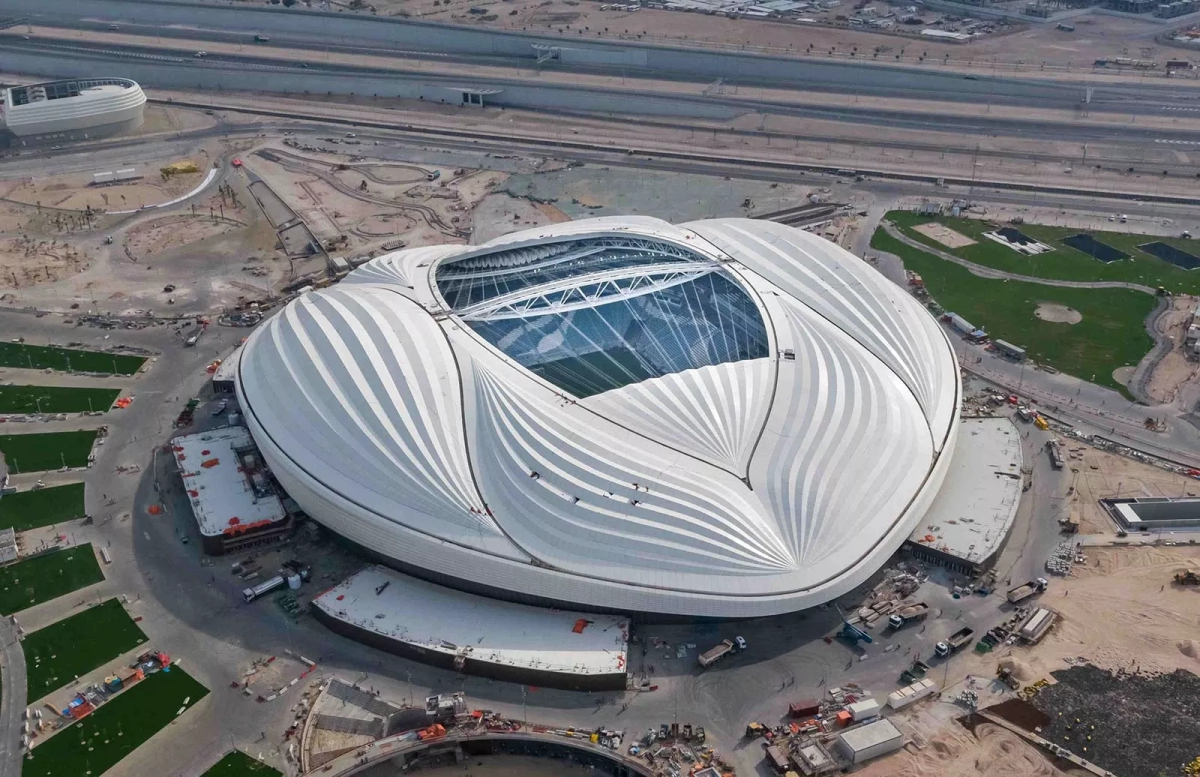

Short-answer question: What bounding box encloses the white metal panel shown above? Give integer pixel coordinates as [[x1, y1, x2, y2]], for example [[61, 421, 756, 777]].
[[238, 216, 963, 616], [686, 218, 958, 450]]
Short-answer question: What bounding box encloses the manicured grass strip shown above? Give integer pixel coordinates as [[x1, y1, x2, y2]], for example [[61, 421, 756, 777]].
[[872, 226, 1155, 394], [0, 343, 145, 376], [0, 431, 99, 473], [25, 666, 209, 777], [0, 483, 86, 532], [24, 599, 148, 699], [201, 751, 283, 777], [887, 209, 1200, 294], [0, 385, 120, 415], [0, 545, 104, 616]]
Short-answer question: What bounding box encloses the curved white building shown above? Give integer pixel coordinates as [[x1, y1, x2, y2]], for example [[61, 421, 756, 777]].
[[237, 216, 961, 618], [1, 78, 146, 138]]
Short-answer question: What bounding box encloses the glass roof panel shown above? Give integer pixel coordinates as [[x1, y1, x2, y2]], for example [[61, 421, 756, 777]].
[[437, 236, 768, 397]]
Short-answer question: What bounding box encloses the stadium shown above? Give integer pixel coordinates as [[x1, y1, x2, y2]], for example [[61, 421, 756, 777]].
[[1, 78, 146, 140], [236, 216, 961, 618]]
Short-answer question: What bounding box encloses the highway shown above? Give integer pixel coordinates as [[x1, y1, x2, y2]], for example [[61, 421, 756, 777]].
[[1, 38, 1198, 150], [3, 0, 1200, 116]]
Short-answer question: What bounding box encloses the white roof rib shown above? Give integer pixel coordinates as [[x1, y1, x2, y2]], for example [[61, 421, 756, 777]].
[[238, 285, 515, 553], [237, 216, 961, 616], [686, 219, 957, 450], [584, 359, 775, 475]]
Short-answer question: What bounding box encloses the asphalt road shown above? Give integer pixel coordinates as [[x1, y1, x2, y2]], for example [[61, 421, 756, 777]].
[[3, 38, 1197, 154], [0, 614, 27, 777], [6, 0, 1200, 115]]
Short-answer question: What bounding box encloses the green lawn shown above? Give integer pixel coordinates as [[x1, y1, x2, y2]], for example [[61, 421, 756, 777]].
[[24, 599, 148, 699], [872, 227, 1156, 394], [24, 667, 209, 777], [200, 751, 283, 777], [0, 385, 120, 414], [0, 430, 99, 473], [0, 484, 86, 531], [0, 545, 104, 616], [0, 342, 145, 376], [887, 210, 1200, 293]]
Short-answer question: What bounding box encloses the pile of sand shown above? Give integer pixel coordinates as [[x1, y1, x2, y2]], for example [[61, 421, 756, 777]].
[[998, 657, 1034, 681], [1179, 640, 1199, 660]]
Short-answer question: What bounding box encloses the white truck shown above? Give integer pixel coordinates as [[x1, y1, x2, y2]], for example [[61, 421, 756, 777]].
[[242, 575, 285, 603]]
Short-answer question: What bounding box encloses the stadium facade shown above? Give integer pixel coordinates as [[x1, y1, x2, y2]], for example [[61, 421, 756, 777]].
[[237, 216, 961, 618], [1, 78, 146, 139]]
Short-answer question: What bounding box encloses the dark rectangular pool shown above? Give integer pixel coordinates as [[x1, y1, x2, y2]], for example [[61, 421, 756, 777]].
[[1140, 241, 1200, 270], [1061, 233, 1128, 263], [995, 226, 1037, 246]]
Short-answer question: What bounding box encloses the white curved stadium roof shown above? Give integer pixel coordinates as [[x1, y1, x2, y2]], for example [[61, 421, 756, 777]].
[[237, 216, 960, 617], [2, 78, 146, 137]]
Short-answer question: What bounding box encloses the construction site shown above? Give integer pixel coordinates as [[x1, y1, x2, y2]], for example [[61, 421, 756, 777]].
[[1, 0, 1200, 772]]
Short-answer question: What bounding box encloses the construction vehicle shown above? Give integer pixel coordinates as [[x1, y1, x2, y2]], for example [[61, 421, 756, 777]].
[[997, 665, 1021, 690], [698, 639, 735, 668], [899, 659, 930, 685], [1034, 415, 1049, 431], [887, 601, 930, 629], [834, 605, 873, 646], [1175, 568, 1200, 585], [1046, 440, 1064, 470], [1006, 578, 1049, 604], [745, 721, 768, 740], [935, 627, 974, 657]]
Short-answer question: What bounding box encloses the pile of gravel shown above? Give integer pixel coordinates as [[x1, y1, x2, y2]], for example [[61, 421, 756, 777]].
[[1033, 664, 1200, 777]]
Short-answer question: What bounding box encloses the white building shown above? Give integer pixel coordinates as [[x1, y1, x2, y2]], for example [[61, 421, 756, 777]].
[[1, 78, 146, 139], [236, 216, 962, 618]]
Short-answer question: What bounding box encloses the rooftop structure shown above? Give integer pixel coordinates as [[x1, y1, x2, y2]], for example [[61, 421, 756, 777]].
[[906, 418, 1023, 574], [2, 78, 146, 139], [1103, 497, 1200, 532], [312, 565, 629, 691], [836, 718, 905, 764], [171, 427, 288, 555], [238, 216, 962, 617]]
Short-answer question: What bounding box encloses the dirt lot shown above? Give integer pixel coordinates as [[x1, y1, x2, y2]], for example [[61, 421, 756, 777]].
[[1, 162, 204, 213], [249, 142, 508, 255], [914, 221, 977, 249], [359, 0, 1184, 71], [864, 544, 1200, 776], [1060, 443, 1199, 534], [1145, 294, 1200, 404]]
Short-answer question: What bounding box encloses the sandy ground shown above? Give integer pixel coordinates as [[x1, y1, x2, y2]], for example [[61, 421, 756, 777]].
[[1034, 303, 1082, 324], [914, 222, 977, 249], [470, 191, 570, 244], [1144, 294, 1200, 404], [359, 0, 1188, 72], [1112, 365, 1136, 385], [1062, 442, 1199, 533], [248, 142, 508, 255], [858, 711, 1076, 777], [1032, 545, 1200, 676], [861, 543, 1200, 776], [1, 161, 204, 213]]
